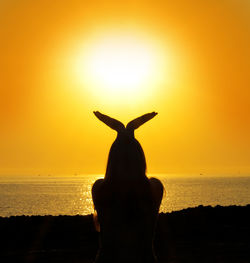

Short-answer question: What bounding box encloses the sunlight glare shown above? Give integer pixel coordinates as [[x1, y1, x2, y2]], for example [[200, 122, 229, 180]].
[[73, 34, 167, 105]]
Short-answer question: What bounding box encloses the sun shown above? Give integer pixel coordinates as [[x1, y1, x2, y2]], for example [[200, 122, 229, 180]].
[[86, 38, 156, 91], [73, 33, 167, 105]]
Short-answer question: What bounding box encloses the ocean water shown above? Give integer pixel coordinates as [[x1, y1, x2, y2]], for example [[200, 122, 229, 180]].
[[0, 174, 250, 217]]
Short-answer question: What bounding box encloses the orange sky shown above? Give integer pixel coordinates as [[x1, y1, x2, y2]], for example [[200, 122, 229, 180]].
[[0, 0, 250, 175]]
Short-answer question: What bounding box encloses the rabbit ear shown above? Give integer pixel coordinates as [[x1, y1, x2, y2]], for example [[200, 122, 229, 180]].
[[93, 111, 125, 133], [126, 112, 158, 131]]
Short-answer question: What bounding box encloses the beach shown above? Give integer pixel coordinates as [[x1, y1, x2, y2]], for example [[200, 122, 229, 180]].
[[0, 205, 249, 263]]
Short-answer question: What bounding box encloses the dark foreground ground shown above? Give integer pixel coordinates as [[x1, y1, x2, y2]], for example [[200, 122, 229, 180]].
[[0, 205, 250, 263]]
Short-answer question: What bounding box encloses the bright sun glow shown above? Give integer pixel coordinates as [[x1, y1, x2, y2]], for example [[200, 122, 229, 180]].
[[73, 34, 168, 105]]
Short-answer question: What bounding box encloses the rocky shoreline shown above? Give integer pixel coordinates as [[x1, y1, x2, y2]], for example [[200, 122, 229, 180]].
[[0, 205, 250, 263]]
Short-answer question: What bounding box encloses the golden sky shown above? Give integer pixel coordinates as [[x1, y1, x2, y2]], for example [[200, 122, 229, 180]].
[[0, 0, 250, 175]]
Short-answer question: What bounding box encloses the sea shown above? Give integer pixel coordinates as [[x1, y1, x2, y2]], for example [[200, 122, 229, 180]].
[[0, 174, 250, 217]]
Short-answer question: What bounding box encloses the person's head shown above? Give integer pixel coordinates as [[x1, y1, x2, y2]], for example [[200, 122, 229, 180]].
[[105, 135, 146, 181], [93, 111, 157, 182]]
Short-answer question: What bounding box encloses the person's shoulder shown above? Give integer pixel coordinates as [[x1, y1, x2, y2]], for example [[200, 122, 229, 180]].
[[149, 177, 164, 202], [92, 178, 104, 194], [149, 177, 163, 191], [92, 179, 105, 207]]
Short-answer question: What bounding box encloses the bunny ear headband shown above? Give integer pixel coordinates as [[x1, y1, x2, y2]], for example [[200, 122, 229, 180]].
[[93, 111, 158, 138]]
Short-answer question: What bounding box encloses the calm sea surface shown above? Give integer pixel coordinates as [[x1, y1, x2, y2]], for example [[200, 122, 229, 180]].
[[0, 174, 250, 217]]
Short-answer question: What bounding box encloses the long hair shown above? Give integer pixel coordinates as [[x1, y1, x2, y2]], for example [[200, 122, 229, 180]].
[[105, 136, 147, 182]]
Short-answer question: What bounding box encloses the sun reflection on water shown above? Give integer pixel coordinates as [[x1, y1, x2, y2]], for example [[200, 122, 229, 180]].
[[0, 175, 250, 217]]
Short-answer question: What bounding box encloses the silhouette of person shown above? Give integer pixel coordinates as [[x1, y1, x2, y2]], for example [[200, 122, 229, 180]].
[[92, 111, 164, 263]]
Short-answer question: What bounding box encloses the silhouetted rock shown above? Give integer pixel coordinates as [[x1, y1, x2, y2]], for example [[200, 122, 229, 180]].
[[0, 205, 249, 262]]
